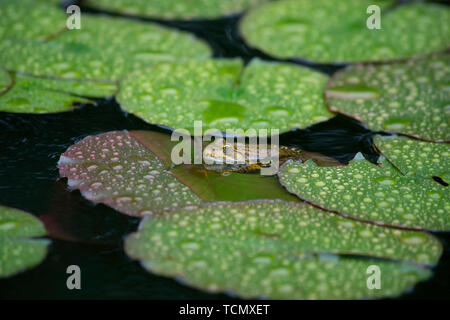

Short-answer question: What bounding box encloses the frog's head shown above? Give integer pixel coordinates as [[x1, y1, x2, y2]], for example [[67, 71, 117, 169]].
[[203, 138, 248, 164]]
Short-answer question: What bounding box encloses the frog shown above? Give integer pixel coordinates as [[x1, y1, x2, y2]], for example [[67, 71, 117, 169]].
[[202, 138, 305, 173]]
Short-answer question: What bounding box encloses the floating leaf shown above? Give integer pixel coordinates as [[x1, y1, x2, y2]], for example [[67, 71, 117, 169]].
[[0, 0, 65, 40], [0, 15, 211, 81], [241, 0, 450, 63], [375, 136, 449, 182], [0, 206, 50, 278], [0, 74, 117, 113], [125, 200, 437, 299], [58, 131, 202, 217], [86, 0, 268, 19], [118, 59, 332, 133], [279, 157, 450, 231], [326, 54, 450, 142]]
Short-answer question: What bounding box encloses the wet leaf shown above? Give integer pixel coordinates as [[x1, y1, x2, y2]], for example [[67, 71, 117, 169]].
[[125, 200, 437, 299], [241, 0, 450, 63], [118, 59, 332, 133], [0, 14, 211, 81], [0, 74, 117, 113], [326, 54, 450, 142], [86, 0, 268, 19], [0, 206, 50, 278], [0, 0, 65, 40], [279, 157, 450, 231], [375, 135, 449, 182], [58, 131, 202, 217]]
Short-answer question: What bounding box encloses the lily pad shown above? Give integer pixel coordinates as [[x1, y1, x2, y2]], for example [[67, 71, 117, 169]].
[[0, 74, 118, 113], [0, 0, 66, 40], [240, 0, 450, 63], [86, 0, 268, 19], [0, 205, 50, 278], [326, 54, 450, 142], [0, 15, 211, 81], [375, 135, 449, 183], [58, 131, 202, 217], [125, 200, 438, 299], [279, 157, 450, 231], [118, 59, 332, 133]]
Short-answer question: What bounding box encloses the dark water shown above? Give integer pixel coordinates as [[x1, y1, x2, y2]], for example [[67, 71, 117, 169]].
[[0, 0, 448, 299]]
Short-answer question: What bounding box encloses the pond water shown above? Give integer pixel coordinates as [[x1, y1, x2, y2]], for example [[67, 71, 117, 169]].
[[0, 0, 448, 299]]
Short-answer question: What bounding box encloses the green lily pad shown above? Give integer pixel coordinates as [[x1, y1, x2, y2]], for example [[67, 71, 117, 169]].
[[0, 74, 117, 113], [240, 0, 450, 63], [86, 0, 268, 19], [0, 15, 211, 81], [279, 157, 450, 231], [0, 0, 66, 40], [375, 136, 449, 182], [125, 200, 437, 299], [0, 206, 50, 278], [118, 59, 332, 133], [58, 131, 202, 217], [326, 54, 450, 142]]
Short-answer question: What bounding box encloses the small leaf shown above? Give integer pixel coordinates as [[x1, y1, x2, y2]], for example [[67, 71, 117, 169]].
[[0, 206, 50, 278]]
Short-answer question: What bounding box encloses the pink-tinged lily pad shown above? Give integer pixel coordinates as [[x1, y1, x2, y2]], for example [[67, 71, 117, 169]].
[[58, 131, 202, 217]]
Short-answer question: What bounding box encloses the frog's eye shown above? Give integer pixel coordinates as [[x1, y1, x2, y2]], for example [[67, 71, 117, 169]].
[[223, 144, 231, 152]]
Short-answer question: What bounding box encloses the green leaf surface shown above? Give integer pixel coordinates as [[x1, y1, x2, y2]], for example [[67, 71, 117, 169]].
[[0, 206, 50, 278], [279, 157, 450, 231], [125, 200, 437, 299], [0, 0, 66, 40], [240, 0, 450, 63], [0, 15, 211, 81], [326, 54, 450, 142], [0, 74, 118, 113], [86, 0, 268, 19], [58, 131, 202, 217], [375, 136, 449, 182], [118, 59, 332, 133]]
